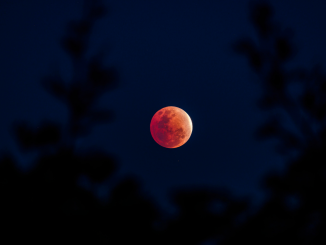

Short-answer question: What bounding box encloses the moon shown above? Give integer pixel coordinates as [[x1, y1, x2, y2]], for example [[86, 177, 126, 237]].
[[150, 106, 192, 148]]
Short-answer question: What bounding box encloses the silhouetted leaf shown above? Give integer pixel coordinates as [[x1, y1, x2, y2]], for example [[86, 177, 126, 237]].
[[300, 90, 315, 112], [275, 37, 293, 61], [267, 67, 285, 91], [41, 76, 67, 99], [34, 121, 62, 147], [257, 94, 279, 110], [254, 116, 281, 140], [88, 59, 118, 88], [12, 121, 61, 151], [62, 36, 86, 59], [250, 2, 274, 38], [12, 122, 35, 151], [233, 38, 262, 72], [69, 21, 92, 37]]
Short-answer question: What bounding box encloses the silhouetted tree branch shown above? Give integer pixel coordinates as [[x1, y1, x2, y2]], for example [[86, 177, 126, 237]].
[[222, 1, 326, 244], [0, 1, 161, 244]]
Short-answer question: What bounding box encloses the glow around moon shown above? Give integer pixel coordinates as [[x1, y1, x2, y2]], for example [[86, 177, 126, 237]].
[[150, 106, 192, 148]]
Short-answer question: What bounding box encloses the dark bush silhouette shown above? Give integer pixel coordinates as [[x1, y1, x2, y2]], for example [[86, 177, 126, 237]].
[[2, 0, 326, 244], [0, 1, 162, 243], [160, 188, 248, 245], [218, 1, 326, 244]]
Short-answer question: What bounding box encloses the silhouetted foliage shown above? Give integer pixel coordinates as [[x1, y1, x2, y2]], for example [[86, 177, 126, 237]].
[[225, 1, 326, 244], [12, 121, 62, 152], [2, 0, 326, 244], [160, 188, 248, 245], [0, 0, 161, 244]]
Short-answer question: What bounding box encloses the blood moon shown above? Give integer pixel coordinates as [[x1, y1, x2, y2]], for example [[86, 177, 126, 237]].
[[150, 106, 192, 148]]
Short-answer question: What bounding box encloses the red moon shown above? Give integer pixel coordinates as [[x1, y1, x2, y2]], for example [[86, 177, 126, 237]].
[[150, 106, 192, 148]]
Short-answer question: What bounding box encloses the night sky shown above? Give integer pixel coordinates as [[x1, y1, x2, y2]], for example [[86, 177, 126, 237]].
[[1, 0, 326, 213]]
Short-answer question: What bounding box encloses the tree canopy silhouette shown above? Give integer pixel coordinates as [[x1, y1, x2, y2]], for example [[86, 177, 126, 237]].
[[220, 1, 326, 244], [0, 1, 161, 243], [1, 1, 326, 244]]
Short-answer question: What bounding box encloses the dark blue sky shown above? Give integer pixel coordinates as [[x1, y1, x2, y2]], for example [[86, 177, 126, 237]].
[[1, 0, 326, 213]]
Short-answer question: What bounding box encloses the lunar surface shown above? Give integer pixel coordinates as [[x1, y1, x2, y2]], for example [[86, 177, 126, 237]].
[[150, 106, 192, 148]]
